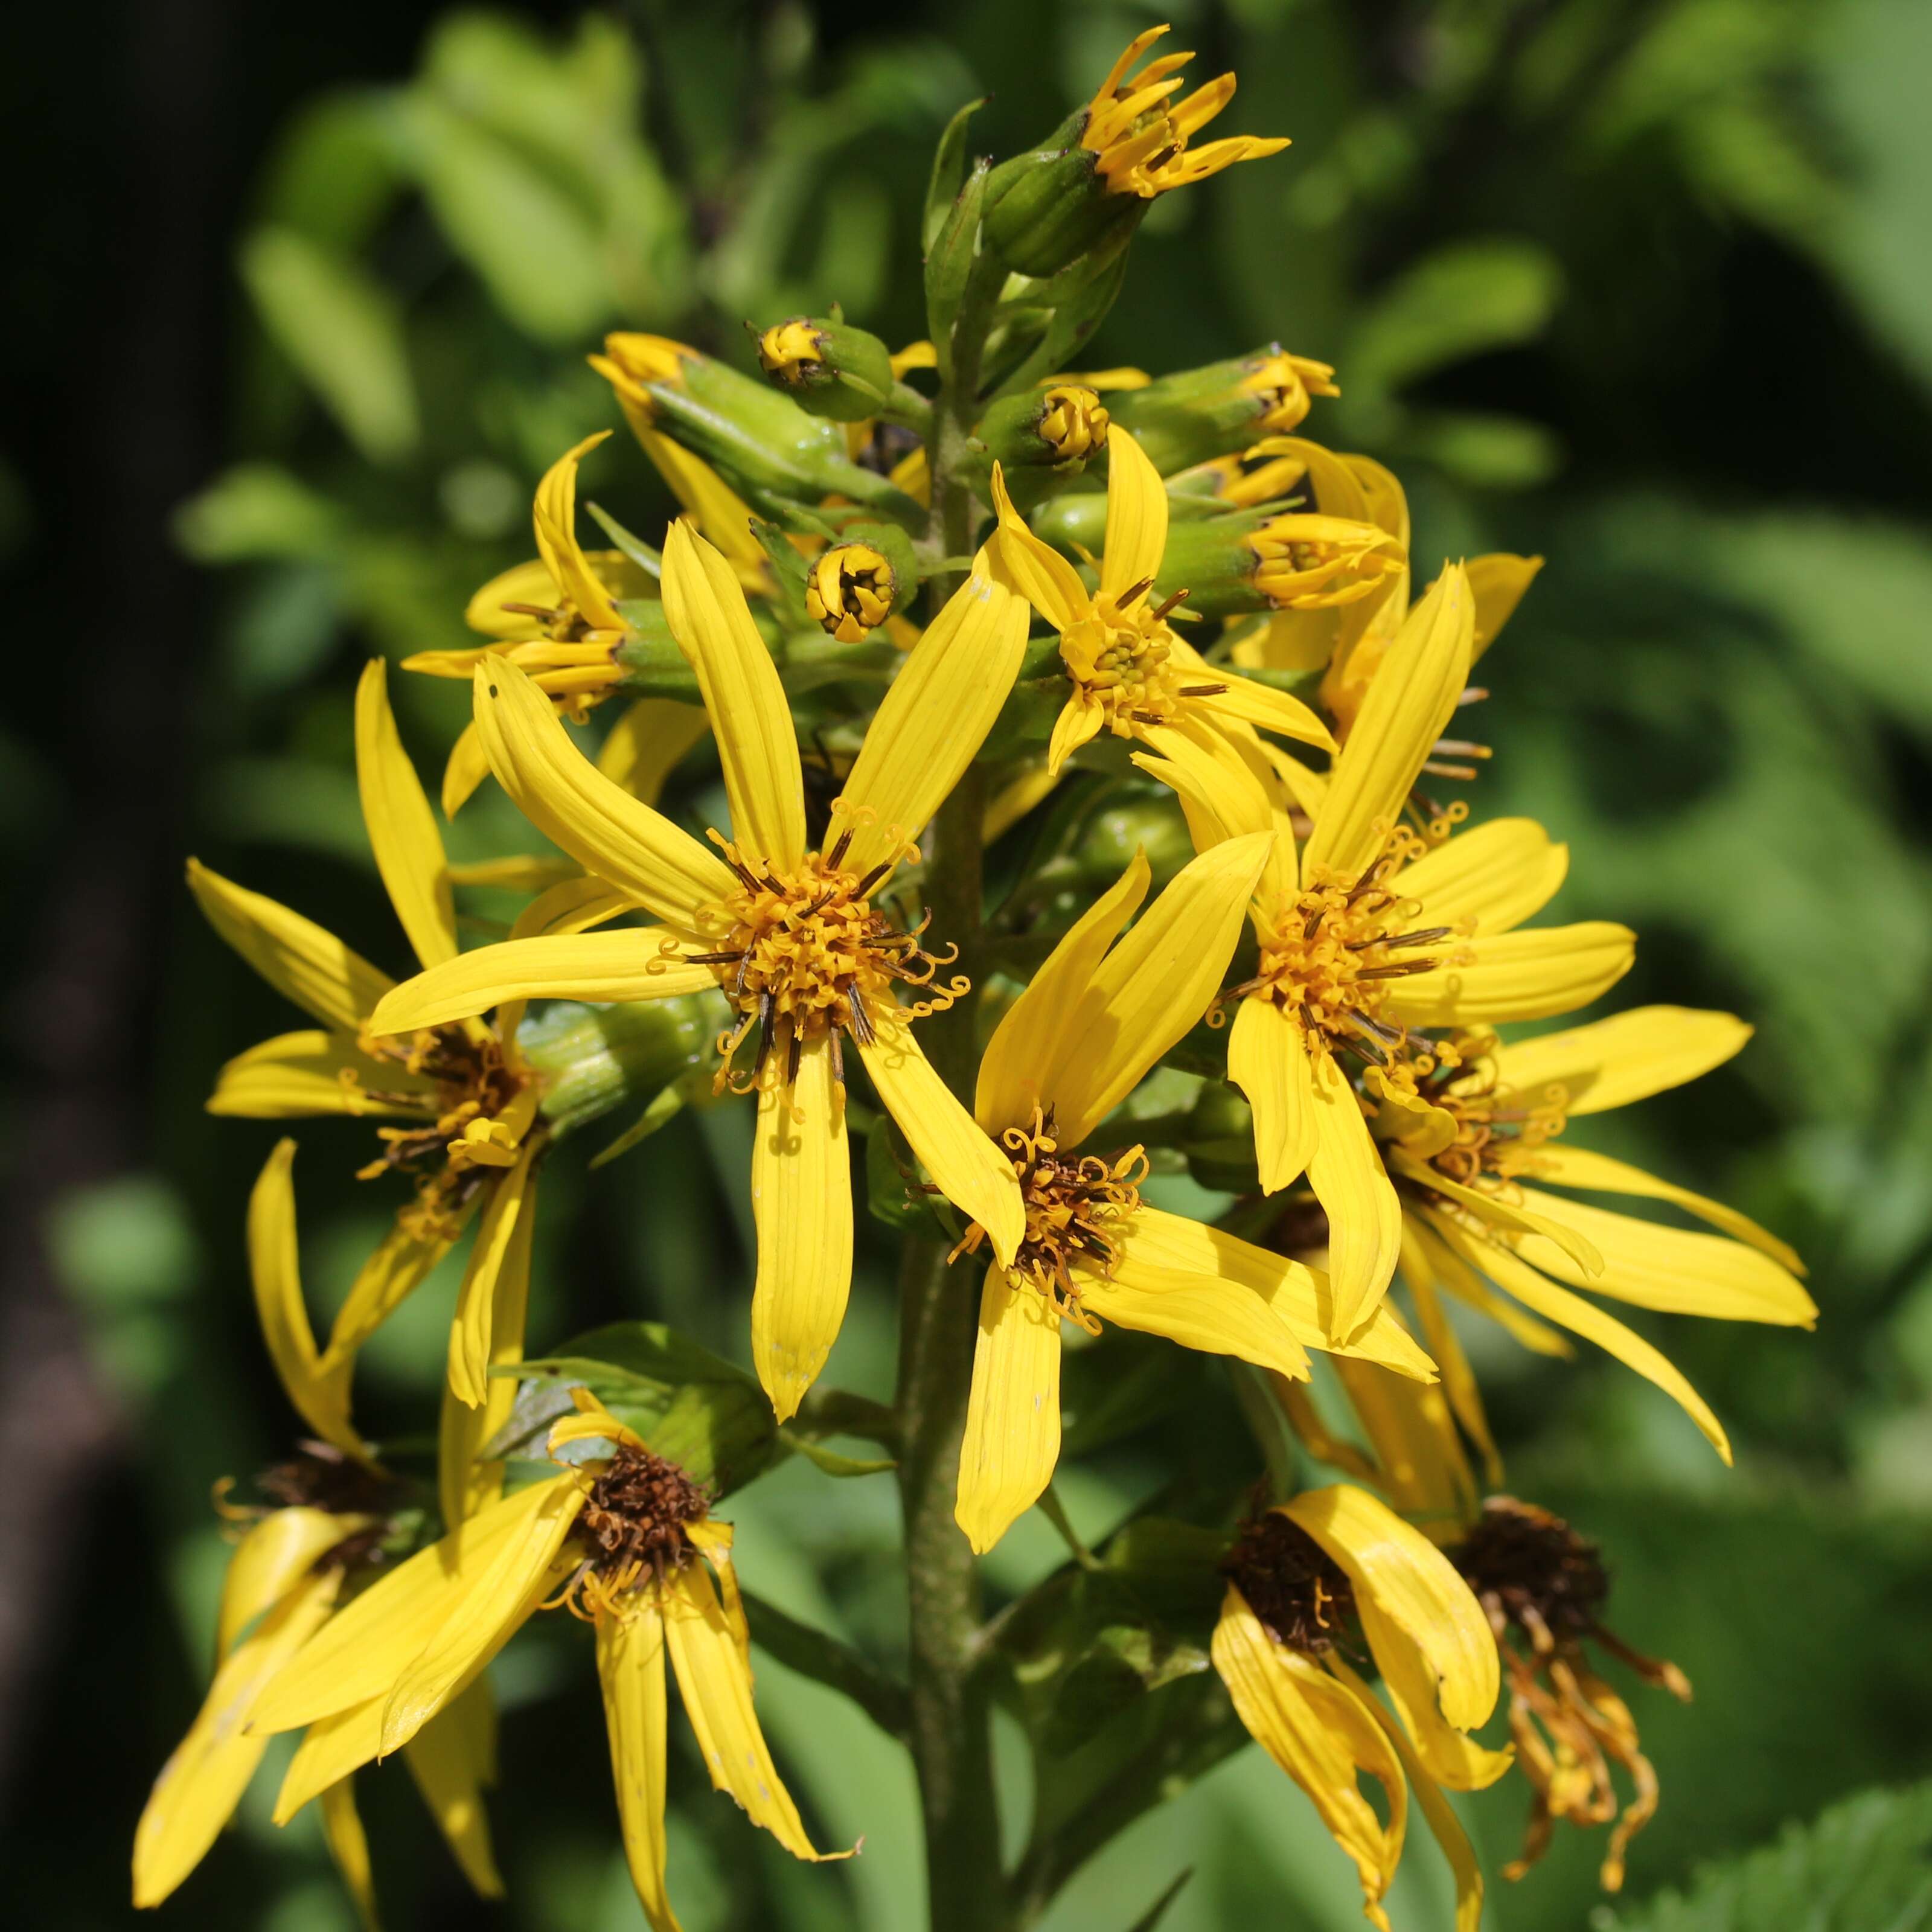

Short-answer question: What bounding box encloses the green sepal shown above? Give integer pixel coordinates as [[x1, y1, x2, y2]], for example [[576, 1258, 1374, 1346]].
[[587, 1081, 687, 1171], [926, 156, 991, 379], [755, 315, 898, 423], [1143, 508, 1275, 619], [1107, 347, 1290, 475], [924, 96, 988, 252], [982, 136, 1144, 280], [523, 994, 724, 1142], [582, 499, 664, 581], [779, 1431, 895, 1479]]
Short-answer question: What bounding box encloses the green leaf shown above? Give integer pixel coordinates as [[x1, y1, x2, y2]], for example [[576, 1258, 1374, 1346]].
[[238, 228, 420, 463], [924, 95, 988, 251], [778, 1431, 895, 1479], [1598, 1779, 1932, 1932]]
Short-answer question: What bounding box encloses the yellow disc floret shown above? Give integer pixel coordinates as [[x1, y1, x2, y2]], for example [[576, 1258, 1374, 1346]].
[[756, 321, 827, 388], [1038, 384, 1110, 463], [1058, 578, 1225, 737], [805, 543, 895, 642]]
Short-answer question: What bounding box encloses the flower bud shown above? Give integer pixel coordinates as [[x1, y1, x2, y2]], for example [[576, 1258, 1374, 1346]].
[[1154, 505, 1406, 619], [755, 315, 897, 423], [803, 522, 918, 642], [978, 383, 1110, 473], [522, 993, 727, 1143], [1107, 347, 1340, 475]]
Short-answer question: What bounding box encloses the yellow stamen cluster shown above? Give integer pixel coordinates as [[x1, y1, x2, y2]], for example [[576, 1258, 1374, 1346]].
[[953, 1106, 1147, 1331], [1398, 1042, 1570, 1194], [1038, 384, 1109, 462], [1060, 581, 1224, 736], [805, 543, 895, 642], [756, 321, 826, 388], [695, 831, 965, 1095], [1249, 513, 1405, 610], [1240, 351, 1340, 436]]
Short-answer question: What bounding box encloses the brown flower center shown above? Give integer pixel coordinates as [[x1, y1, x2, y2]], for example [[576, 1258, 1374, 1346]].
[[1223, 1510, 1355, 1654], [575, 1445, 711, 1598]]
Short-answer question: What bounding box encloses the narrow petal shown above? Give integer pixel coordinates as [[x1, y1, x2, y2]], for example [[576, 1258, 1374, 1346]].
[[473, 658, 737, 926], [1427, 1211, 1731, 1461], [1466, 552, 1543, 662], [369, 929, 714, 1036], [322, 1211, 465, 1369], [1131, 717, 1275, 849], [1354, 1593, 1514, 1792], [534, 432, 626, 633], [248, 1140, 362, 1459], [403, 1694, 505, 1899], [1230, 996, 1319, 1193], [1399, 1235, 1502, 1485], [1080, 1262, 1311, 1380], [1384, 922, 1636, 1027], [217, 1508, 360, 1659], [660, 519, 805, 868], [662, 1556, 846, 1860], [1387, 1152, 1604, 1278], [988, 463, 1090, 633], [636, 421, 770, 588], [1191, 671, 1337, 752], [1332, 1355, 1476, 1523], [439, 1188, 536, 1529], [356, 658, 457, 970], [830, 551, 1031, 877], [598, 697, 711, 808], [976, 851, 1151, 1133], [750, 1034, 852, 1423], [318, 1781, 379, 1932], [445, 854, 581, 893], [860, 1004, 1023, 1264], [1307, 1046, 1403, 1343], [273, 1698, 382, 1825], [210, 1029, 433, 1121], [1046, 831, 1274, 1148], [595, 1602, 684, 1932], [188, 859, 392, 1034], [1099, 428, 1168, 596], [1409, 1216, 1575, 1359], [1396, 817, 1568, 937], [1044, 694, 1105, 776], [132, 1569, 341, 1907], [956, 1268, 1064, 1553], [441, 722, 493, 818], [461, 561, 551, 640], [1491, 1005, 1751, 1116], [447, 1145, 539, 1408], [1302, 563, 1473, 886]]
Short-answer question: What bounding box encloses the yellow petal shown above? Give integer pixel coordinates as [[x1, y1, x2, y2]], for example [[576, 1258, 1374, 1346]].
[[438, 1192, 534, 1528], [402, 1693, 506, 1900], [548, 1389, 654, 1460], [750, 1034, 852, 1423], [273, 1698, 381, 1825], [1302, 563, 1473, 886], [217, 1508, 361, 1659], [252, 1473, 584, 1735], [1388, 1151, 1604, 1278], [445, 854, 581, 893], [472, 658, 737, 926], [662, 1557, 848, 1861], [441, 721, 493, 818], [976, 850, 1151, 1132], [447, 1143, 539, 1408], [660, 519, 804, 868], [1099, 427, 1168, 595], [1407, 1215, 1574, 1359], [1231, 996, 1319, 1193], [187, 860, 392, 1034], [598, 697, 711, 808], [1354, 1593, 1513, 1791], [860, 1003, 1023, 1265], [1398, 1236, 1502, 1486], [1307, 1045, 1403, 1343], [1119, 1206, 1435, 1379], [984, 761, 1063, 844], [956, 1268, 1064, 1553], [356, 659, 457, 970], [462, 560, 553, 639], [1427, 1211, 1731, 1460], [829, 552, 1031, 877], [1465, 552, 1543, 663], [1385, 922, 1636, 1027], [1280, 1485, 1498, 1731], [595, 1601, 685, 1932], [1366, 1065, 1458, 1160], [636, 421, 770, 590], [1044, 694, 1105, 776], [534, 432, 626, 634], [1332, 1354, 1474, 1523], [1491, 1005, 1751, 1117], [248, 1140, 362, 1459], [132, 1568, 342, 1908], [1527, 1143, 1805, 1273], [1210, 1588, 1405, 1931], [322, 1211, 466, 1369], [1045, 830, 1273, 1148], [210, 1029, 433, 1121], [492, 876, 645, 1048], [1081, 1260, 1311, 1380], [318, 1779, 380, 1932], [369, 929, 712, 1036], [1192, 673, 1338, 752], [1130, 717, 1275, 850], [1396, 817, 1567, 937], [988, 462, 1090, 633]]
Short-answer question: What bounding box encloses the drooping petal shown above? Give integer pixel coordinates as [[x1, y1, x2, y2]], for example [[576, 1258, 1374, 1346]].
[[355, 658, 458, 970], [750, 1034, 852, 1423], [956, 1268, 1064, 1554], [273, 1698, 382, 1824], [1131, 714, 1276, 851], [216, 1508, 360, 1660], [1353, 1590, 1514, 1792], [1099, 427, 1168, 597], [1191, 673, 1338, 752], [472, 659, 737, 927], [988, 463, 1090, 633], [460, 561, 552, 641], [1080, 1262, 1311, 1380], [829, 552, 1031, 878], [402, 1690, 505, 1899], [444, 854, 581, 893], [597, 697, 711, 808], [438, 1197, 535, 1531], [209, 1029, 434, 1121], [1408, 1215, 1575, 1359], [132, 1568, 342, 1908], [1384, 922, 1636, 1028], [1307, 1046, 1403, 1343], [248, 1140, 362, 1459], [1044, 830, 1273, 1148], [1302, 563, 1473, 887], [1398, 1233, 1502, 1485], [1465, 552, 1543, 663], [1387, 1151, 1604, 1278], [533, 432, 627, 633], [1230, 996, 1319, 1193], [1489, 1005, 1752, 1116], [441, 722, 493, 818], [660, 519, 805, 869], [318, 1780, 380, 1932], [188, 859, 392, 1034], [860, 1003, 1023, 1264], [447, 1143, 540, 1408], [322, 1211, 467, 1370], [662, 1556, 847, 1860], [1396, 817, 1567, 938], [1044, 694, 1105, 776], [595, 1602, 684, 1932], [976, 851, 1150, 1134]]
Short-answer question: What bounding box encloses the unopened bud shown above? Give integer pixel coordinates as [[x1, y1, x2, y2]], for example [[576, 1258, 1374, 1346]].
[[974, 385, 1110, 508], [1108, 348, 1339, 475], [1156, 505, 1405, 619], [755, 315, 897, 423], [803, 524, 917, 644]]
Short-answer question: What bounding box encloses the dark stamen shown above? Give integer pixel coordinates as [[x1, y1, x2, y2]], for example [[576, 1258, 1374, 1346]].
[[827, 827, 853, 869], [785, 1026, 802, 1088], [752, 993, 776, 1078], [855, 862, 892, 898], [848, 987, 875, 1047], [1152, 587, 1191, 622]]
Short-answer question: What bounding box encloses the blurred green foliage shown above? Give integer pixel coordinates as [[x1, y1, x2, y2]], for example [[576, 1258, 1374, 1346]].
[[10, 0, 1932, 1926]]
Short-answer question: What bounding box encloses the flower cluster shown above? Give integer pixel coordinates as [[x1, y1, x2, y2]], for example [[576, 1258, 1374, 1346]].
[[139, 27, 1811, 1931]]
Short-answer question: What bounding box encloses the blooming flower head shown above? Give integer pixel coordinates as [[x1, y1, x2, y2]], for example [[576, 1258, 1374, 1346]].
[[989, 428, 1337, 776], [249, 1393, 845, 1930], [368, 525, 1035, 1419]]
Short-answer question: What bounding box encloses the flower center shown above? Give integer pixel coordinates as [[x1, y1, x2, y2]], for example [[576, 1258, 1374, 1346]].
[[1397, 1046, 1570, 1193], [565, 1444, 712, 1619], [693, 830, 965, 1094], [249, 1445, 402, 1574], [1223, 1511, 1356, 1654], [1062, 580, 1220, 734], [1038, 385, 1108, 462]]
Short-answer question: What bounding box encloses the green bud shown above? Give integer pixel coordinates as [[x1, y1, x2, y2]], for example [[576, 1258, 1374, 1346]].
[[982, 134, 1143, 279], [754, 315, 897, 423], [1026, 490, 1107, 555], [522, 993, 726, 1142], [1156, 504, 1405, 619], [803, 522, 919, 641], [974, 385, 1110, 506], [1107, 348, 1340, 475]]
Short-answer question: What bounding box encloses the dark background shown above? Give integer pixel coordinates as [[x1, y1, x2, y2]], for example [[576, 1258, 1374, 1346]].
[[4, 1, 1930, 1926]]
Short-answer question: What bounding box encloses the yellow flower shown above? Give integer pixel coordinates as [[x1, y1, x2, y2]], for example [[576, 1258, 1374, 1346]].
[[1036, 383, 1109, 462], [989, 428, 1337, 776], [953, 843, 1439, 1551], [1137, 566, 1637, 1343], [249, 1394, 846, 1931], [1378, 1008, 1814, 1460], [188, 660, 580, 1406], [805, 541, 896, 641], [1081, 25, 1290, 200], [135, 1142, 500, 1916], [367, 526, 1034, 1419], [1212, 1484, 1503, 1932]]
